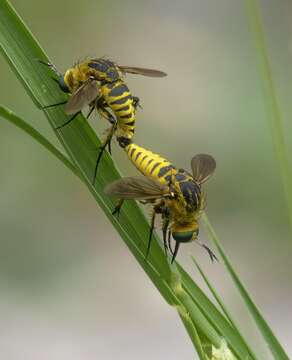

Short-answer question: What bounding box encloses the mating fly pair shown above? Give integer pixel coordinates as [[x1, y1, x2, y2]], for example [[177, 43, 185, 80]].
[[40, 57, 216, 263], [39, 58, 167, 183], [105, 142, 217, 263]]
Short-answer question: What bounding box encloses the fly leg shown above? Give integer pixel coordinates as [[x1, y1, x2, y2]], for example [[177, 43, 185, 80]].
[[42, 101, 81, 130], [197, 240, 218, 263], [54, 99, 98, 143], [55, 112, 81, 130], [92, 121, 117, 184], [97, 106, 116, 125], [171, 241, 180, 264], [86, 103, 96, 119], [87, 98, 116, 154], [165, 227, 180, 264], [94, 99, 117, 154], [95, 97, 116, 125], [145, 207, 157, 261], [38, 60, 69, 112], [167, 230, 173, 256], [145, 201, 168, 260], [112, 199, 124, 218], [152, 202, 169, 256], [42, 100, 68, 110], [162, 217, 170, 255], [41, 99, 82, 130], [159, 206, 170, 256]]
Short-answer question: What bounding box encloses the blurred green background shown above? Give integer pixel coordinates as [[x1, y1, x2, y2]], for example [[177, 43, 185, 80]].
[[0, 0, 292, 359]]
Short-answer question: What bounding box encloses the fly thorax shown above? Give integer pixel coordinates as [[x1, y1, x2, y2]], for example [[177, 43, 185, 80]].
[[177, 177, 201, 212], [105, 68, 120, 82], [104, 59, 121, 82], [166, 197, 187, 216], [88, 59, 120, 82]]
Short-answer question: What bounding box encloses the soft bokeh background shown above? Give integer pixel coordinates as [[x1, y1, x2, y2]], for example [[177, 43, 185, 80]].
[[0, 0, 291, 359]]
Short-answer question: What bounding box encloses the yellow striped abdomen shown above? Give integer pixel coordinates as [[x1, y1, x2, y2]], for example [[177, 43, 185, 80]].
[[101, 81, 136, 139], [125, 143, 177, 186]]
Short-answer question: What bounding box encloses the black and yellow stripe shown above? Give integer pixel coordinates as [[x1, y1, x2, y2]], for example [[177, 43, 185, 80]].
[[63, 59, 137, 140], [101, 81, 136, 139], [125, 143, 177, 185], [124, 142, 201, 212]]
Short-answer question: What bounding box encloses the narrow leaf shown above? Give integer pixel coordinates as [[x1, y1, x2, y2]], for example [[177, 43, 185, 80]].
[[246, 0, 292, 227], [0, 0, 175, 303], [202, 213, 289, 360], [177, 264, 254, 359], [178, 312, 208, 360], [0, 105, 82, 181], [0, 0, 233, 354], [192, 257, 256, 360]]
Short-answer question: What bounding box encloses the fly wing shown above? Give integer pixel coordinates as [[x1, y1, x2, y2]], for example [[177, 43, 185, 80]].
[[64, 79, 99, 115], [191, 154, 216, 184], [104, 176, 170, 200], [118, 66, 167, 78]]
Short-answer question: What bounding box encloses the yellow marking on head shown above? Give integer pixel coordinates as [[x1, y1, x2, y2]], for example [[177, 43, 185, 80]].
[[63, 69, 76, 93], [172, 222, 198, 232]]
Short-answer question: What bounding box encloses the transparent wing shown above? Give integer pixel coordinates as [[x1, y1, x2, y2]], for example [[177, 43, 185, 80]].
[[64, 79, 99, 115], [119, 66, 167, 78], [104, 176, 169, 200], [191, 154, 216, 184]]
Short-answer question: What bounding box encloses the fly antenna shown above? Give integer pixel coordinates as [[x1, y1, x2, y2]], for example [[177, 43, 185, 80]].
[[37, 59, 61, 77]]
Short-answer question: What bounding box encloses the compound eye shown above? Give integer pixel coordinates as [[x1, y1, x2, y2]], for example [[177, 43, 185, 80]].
[[58, 76, 70, 93], [172, 231, 193, 243]]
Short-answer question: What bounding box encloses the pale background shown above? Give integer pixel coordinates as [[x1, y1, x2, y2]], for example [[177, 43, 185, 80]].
[[0, 0, 291, 359]]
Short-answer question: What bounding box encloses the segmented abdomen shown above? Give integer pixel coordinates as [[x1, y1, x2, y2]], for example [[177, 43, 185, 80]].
[[102, 81, 136, 139], [125, 143, 177, 185]]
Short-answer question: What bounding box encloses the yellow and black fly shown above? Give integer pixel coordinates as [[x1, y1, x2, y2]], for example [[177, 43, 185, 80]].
[[39, 58, 167, 182], [105, 141, 217, 263]]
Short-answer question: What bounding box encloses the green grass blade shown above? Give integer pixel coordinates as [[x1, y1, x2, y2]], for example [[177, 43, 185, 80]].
[[0, 0, 233, 354], [178, 312, 208, 360], [192, 257, 235, 326], [0, 0, 174, 302], [170, 271, 222, 351], [1, 1, 280, 358], [192, 257, 257, 360], [246, 0, 292, 227], [0, 103, 255, 359], [177, 264, 254, 359], [0, 105, 83, 181], [1, 102, 258, 358], [202, 213, 289, 360]]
